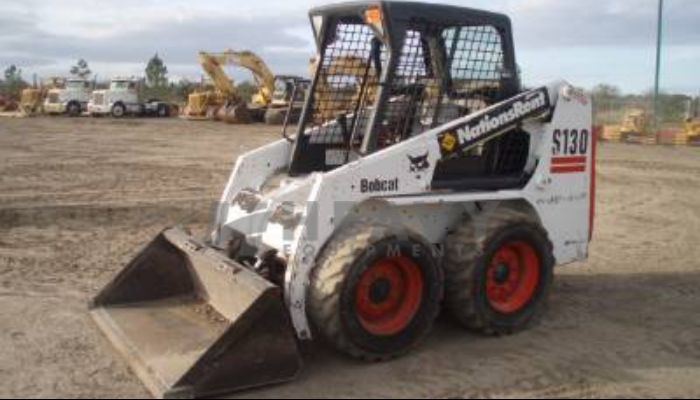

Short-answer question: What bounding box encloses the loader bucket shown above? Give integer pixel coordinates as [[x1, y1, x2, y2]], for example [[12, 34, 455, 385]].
[[90, 227, 301, 399]]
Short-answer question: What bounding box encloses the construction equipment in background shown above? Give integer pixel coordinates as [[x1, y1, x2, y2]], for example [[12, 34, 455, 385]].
[[602, 108, 656, 144], [91, 2, 595, 398], [263, 75, 310, 125], [44, 78, 91, 117], [0, 77, 61, 117], [684, 96, 700, 145], [19, 87, 45, 116], [88, 77, 173, 118], [182, 51, 252, 123], [312, 55, 378, 122], [183, 50, 309, 124]]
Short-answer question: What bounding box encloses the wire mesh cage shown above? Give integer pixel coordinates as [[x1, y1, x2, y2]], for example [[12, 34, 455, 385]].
[[300, 16, 514, 170]]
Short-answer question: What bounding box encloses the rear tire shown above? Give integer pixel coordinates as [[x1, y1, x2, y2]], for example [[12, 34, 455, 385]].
[[444, 207, 554, 335], [307, 222, 443, 361]]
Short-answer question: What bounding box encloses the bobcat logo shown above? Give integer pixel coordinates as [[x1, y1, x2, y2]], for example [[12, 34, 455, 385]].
[[408, 152, 430, 173]]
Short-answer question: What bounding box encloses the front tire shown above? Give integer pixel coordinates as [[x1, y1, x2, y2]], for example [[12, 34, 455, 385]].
[[111, 103, 126, 118], [308, 222, 443, 361], [444, 207, 554, 335]]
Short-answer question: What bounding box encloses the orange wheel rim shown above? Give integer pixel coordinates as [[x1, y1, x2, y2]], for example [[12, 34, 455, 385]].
[[355, 256, 424, 336], [486, 241, 540, 314]]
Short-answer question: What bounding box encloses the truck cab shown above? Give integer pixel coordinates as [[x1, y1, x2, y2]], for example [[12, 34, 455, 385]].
[[44, 79, 91, 117], [88, 78, 171, 118]]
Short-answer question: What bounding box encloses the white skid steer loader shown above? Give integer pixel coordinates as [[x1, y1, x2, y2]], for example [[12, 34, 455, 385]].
[[91, 2, 595, 398]]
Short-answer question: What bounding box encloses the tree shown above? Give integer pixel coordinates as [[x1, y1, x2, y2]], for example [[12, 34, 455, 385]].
[[173, 79, 196, 101], [1, 65, 27, 99], [145, 53, 168, 88], [591, 84, 621, 102], [70, 59, 92, 79]]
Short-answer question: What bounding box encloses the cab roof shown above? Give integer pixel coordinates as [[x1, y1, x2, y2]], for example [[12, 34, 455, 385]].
[[309, 1, 511, 28]]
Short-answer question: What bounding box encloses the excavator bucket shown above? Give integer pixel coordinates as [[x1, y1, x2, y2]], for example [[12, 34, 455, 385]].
[[90, 227, 302, 399]]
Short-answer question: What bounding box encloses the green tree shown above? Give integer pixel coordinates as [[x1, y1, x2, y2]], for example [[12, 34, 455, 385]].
[[173, 79, 196, 102], [145, 53, 168, 88], [2, 65, 27, 99], [70, 59, 92, 79], [591, 84, 624, 125]]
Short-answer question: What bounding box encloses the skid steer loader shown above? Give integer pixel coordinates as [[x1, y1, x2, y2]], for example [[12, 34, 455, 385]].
[[91, 2, 595, 398]]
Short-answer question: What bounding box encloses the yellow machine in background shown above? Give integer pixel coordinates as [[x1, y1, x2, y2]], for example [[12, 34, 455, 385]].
[[183, 50, 251, 123], [183, 50, 309, 124], [685, 97, 700, 145], [313, 55, 378, 122], [619, 108, 656, 144], [19, 88, 45, 115], [602, 108, 656, 145], [0, 77, 65, 117]]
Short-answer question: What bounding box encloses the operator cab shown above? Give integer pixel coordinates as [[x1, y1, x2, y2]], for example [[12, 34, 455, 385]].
[[272, 76, 309, 104], [289, 1, 530, 190]]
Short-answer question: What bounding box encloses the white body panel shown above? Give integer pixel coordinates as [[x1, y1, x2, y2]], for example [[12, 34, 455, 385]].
[[212, 81, 594, 339]]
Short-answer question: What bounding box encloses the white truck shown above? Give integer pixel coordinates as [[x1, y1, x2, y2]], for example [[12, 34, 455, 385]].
[[43, 78, 92, 117], [88, 77, 172, 118]]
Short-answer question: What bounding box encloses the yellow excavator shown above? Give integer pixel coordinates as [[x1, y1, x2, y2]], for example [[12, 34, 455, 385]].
[[183, 50, 308, 124], [182, 51, 251, 123]]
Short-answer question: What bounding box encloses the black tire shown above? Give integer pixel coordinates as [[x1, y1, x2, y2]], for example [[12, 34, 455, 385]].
[[111, 103, 126, 118], [67, 101, 81, 117], [444, 207, 554, 335], [157, 104, 169, 118], [307, 222, 443, 361]]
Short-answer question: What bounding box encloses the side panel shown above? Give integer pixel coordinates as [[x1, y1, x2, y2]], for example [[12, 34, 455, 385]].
[[526, 86, 593, 263]]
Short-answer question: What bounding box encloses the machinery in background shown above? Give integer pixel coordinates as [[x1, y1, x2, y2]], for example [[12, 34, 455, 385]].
[[263, 75, 310, 125], [684, 96, 700, 145], [91, 2, 595, 398], [43, 78, 91, 117], [182, 51, 252, 123], [602, 107, 656, 144], [88, 77, 173, 118], [618, 108, 656, 144], [183, 50, 309, 124]]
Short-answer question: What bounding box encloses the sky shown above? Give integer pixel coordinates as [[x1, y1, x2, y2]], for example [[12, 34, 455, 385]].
[[0, 0, 698, 94]]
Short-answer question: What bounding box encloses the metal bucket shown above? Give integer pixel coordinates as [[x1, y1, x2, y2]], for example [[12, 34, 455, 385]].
[[90, 228, 301, 399]]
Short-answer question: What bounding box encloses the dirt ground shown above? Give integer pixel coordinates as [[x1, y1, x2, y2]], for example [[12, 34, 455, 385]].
[[0, 117, 699, 399]]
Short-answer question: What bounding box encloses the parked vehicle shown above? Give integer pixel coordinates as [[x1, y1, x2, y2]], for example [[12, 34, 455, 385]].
[[88, 77, 172, 118], [43, 78, 91, 117]]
